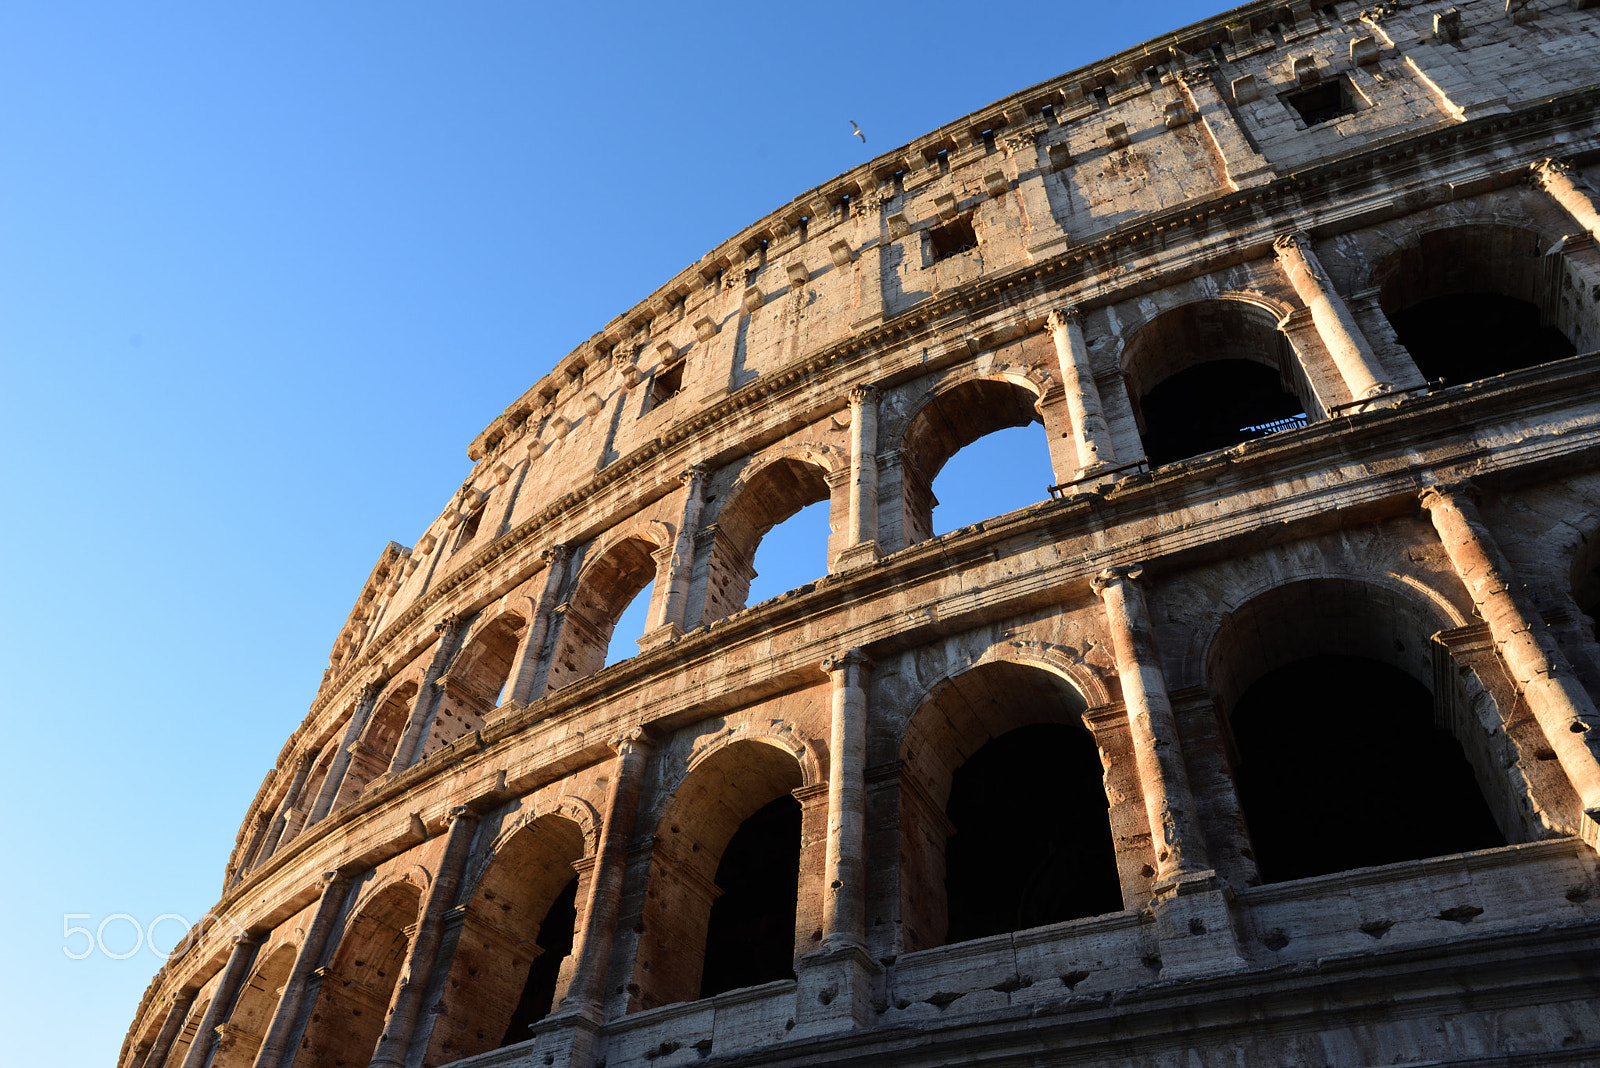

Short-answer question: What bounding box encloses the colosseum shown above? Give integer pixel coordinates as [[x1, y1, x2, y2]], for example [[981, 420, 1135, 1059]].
[[123, 1, 1600, 1065]]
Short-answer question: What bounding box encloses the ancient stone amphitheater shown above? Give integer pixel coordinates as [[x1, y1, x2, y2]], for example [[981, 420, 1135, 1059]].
[[123, 2, 1600, 1066]]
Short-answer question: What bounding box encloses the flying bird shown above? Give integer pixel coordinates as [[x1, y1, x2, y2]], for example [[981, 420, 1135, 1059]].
[[850, 120, 866, 144]]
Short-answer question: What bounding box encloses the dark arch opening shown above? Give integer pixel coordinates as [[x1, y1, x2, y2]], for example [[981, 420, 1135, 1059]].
[[1231, 654, 1505, 884], [944, 722, 1121, 943], [1139, 360, 1304, 468], [498, 875, 580, 1046], [1388, 293, 1575, 386], [699, 794, 802, 998], [1121, 301, 1310, 469], [1377, 224, 1587, 386]]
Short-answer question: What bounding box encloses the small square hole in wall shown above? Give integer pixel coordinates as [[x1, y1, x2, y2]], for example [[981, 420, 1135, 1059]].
[[930, 216, 979, 261], [1284, 77, 1358, 126], [651, 362, 684, 407]]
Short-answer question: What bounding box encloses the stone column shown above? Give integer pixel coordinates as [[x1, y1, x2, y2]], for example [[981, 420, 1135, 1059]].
[[836, 386, 881, 569], [141, 991, 193, 1068], [653, 466, 709, 637], [305, 681, 384, 826], [1531, 158, 1600, 245], [1274, 231, 1392, 404], [387, 614, 466, 774], [506, 545, 570, 705], [820, 650, 872, 949], [249, 872, 349, 1068], [1421, 484, 1600, 845], [557, 730, 652, 1021], [1047, 307, 1118, 479], [368, 807, 480, 1068], [179, 934, 259, 1068], [1092, 566, 1209, 880], [258, 757, 313, 863]]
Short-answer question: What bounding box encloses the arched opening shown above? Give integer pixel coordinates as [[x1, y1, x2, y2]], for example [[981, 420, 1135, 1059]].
[[1206, 578, 1512, 885], [945, 722, 1121, 944], [703, 457, 833, 624], [929, 423, 1053, 537], [422, 613, 526, 758], [210, 944, 299, 1068], [424, 815, 586, 1065], [604, 580, 654, 668], [336, 681, 418, 807], [629, 741, 806, 1012], [1377, 224, 1585, 386], [1232, 655, 1505, 883], [899, 379, 1049, 547], [1121, 301, 1309, 469], [898, 660, 1125, 953], [545, 535, 659, 691], [296, 879, 422, 1068], [745, 500, 832, 608], [699, 794, 802, 998]]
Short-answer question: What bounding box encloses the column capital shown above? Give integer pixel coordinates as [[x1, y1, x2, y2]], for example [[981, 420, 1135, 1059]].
[[607, 726, 654, 757], [847, 383, 878, 406], [167, 990, 193, 1006], [1418, 479, 1478, 510], [315, 870, 344, 890], [1046, 305, 1084, 331], [1091, 563, 1145, 594], [357, 678, 387, 703], [821, 648, 874, 675], [1272, 229, 1314, 256], [433, 611, 465, 636], [679, 463, 710, 488], [1530, 157, 1576, 188], [542, 542, 570, 565]]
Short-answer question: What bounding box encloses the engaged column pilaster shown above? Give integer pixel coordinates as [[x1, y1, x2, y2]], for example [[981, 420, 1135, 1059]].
[[1421, 483, 1600, 845]]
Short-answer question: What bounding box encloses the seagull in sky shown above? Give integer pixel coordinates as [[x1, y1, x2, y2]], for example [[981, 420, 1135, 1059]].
[[850, 120, 866, 144]]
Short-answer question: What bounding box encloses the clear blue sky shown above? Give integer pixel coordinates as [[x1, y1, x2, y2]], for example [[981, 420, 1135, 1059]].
[[0, 2, 1224, 1062]]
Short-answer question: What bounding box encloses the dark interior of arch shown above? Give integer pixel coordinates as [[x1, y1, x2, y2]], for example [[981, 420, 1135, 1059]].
[[1231, 654, 1504, 884], [1388, 293, 1575, 386], [499, 875, 579, 1047], [1139, 359, 1304, 468], [699, 794, 801, 998], [944, 722, 1122, 943], [1123, 302, 1307, 469], [1380, 226, 1579, 385]]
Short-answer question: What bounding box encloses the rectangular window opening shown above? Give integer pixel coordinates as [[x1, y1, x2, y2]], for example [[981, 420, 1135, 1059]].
[[1285, 77, 1356, 126], [930, 216, 979, 261], [651, 362, 685, 407]]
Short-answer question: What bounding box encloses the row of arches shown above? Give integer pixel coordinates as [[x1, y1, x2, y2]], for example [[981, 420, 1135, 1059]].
[[161, 549, 1586, 1068], [238, 217, 1596, 887]]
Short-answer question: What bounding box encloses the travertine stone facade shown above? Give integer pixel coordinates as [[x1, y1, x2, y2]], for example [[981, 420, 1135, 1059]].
[[125, 2, 1600, 1066]]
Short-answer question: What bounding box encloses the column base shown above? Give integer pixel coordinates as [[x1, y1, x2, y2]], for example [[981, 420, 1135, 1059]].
[[791, 941, 883, 1037], [1149, 869, 1248, 980], [521, 1007, 604, 1068], [833, 541, 882, 571], [1582, 809, 1599, 850], [636, 623, 684, 653]]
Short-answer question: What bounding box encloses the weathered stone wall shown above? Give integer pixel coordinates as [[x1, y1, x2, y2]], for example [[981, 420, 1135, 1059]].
[[123, 2, 1600, 1067]]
